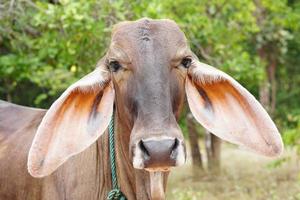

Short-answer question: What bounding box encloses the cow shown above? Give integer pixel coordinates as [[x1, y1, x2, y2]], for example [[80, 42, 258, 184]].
[[0, 18, 283, 200]]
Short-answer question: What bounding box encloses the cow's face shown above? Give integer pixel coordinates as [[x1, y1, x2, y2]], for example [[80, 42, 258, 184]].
[[107, 19, 189, 172], [28, 18, 283, 200]]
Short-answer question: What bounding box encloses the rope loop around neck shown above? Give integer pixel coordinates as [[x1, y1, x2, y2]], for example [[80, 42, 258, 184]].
[[107, 107, 127, 200]]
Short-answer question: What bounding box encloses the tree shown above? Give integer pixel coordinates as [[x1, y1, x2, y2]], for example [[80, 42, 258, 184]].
[[186, 111, 204, 177]]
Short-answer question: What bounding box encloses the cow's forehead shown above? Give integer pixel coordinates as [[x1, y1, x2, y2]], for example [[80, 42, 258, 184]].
[[112, 18, 183, 35], [110, 18, 188, 56]]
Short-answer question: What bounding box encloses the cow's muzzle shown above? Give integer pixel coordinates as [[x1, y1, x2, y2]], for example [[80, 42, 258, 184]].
[[132, 137, 186, 170]]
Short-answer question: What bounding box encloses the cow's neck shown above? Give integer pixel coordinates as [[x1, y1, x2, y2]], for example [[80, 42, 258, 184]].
[[96, 107, 169, 200]]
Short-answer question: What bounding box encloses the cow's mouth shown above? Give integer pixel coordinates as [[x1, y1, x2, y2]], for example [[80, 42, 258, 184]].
[[146, 167, 171, 172]]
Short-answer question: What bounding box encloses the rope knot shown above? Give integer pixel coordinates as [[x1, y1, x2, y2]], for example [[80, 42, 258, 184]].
[[107, 188, 126, 200]]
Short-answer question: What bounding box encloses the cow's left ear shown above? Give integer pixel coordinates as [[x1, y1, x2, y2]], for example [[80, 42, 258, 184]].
[[28, 63, 114, 177], [185, 60, 283, 157]]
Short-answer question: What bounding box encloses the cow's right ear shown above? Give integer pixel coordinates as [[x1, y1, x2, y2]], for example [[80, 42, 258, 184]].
[[28, 62, 114, 177]]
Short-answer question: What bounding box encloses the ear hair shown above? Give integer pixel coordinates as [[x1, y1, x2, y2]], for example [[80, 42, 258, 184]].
[[189, 61, 226, 85]]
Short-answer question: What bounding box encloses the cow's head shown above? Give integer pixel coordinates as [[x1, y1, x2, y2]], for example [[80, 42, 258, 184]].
[[28, 18, 283, 199]]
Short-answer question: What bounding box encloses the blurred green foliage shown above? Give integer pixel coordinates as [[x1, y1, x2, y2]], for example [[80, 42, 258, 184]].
[[0, 0, 300, 149]]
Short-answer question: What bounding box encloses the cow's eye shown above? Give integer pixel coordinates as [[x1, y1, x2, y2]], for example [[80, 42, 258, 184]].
[[181, 57, 192, 68], [109, 61, 122, 72]]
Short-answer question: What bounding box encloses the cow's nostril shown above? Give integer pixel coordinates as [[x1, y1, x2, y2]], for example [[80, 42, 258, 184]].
[[170, 138, 179, 160], [138, 140, 150, 161], [171, 138, 179, 151]]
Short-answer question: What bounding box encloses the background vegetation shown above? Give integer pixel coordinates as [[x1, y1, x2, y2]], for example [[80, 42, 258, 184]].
[[0, 0, 299, 199]]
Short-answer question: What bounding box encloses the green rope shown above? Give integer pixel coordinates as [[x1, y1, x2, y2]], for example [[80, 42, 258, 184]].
[[107, 107, 127, 200]]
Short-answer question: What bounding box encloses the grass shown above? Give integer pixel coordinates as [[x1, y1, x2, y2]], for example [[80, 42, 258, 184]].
[[167, 143, 300, 200]]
